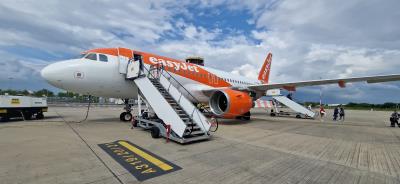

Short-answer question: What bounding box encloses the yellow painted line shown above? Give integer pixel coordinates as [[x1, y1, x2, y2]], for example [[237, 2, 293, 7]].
[[118, 141, 173, 171]]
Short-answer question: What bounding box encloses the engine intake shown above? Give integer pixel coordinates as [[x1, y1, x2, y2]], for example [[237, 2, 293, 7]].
[[209, 89, 253, 118]]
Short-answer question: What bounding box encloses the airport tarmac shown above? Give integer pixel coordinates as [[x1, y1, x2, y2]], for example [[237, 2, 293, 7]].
[[1, 107, 400, 184]]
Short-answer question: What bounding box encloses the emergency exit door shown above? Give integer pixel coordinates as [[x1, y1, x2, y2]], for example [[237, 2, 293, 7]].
[[208, 74, 219, 84]]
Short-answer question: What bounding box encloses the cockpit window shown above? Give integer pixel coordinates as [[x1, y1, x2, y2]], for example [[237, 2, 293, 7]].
[[79, 53, 87, 58], [85, 53, 97, 61], [99, 54, 108, 62]]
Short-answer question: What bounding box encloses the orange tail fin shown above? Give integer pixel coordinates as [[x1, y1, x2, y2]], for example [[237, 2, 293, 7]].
[[258, 52, 272, 84]]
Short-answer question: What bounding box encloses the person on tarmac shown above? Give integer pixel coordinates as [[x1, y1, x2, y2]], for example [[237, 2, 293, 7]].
[[339, 106, 345, 121], [333, 106, 339, 121], [320, 105, 326, 122], [390, 110, 399, 127], [287, 93, 293, 100]]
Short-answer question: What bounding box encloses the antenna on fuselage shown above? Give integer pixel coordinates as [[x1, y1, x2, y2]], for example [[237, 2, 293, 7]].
[[185, 56, 204, 66]]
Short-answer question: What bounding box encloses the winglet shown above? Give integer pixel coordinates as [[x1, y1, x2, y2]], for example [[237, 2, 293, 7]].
[[258, 52, 272, 84]]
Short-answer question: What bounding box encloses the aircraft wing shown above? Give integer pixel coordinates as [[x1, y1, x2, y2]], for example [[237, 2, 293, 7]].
[[248, 74, 400, 91]]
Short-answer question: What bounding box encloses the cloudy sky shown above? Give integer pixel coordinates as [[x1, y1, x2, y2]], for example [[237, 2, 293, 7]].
[[1, 0, 400, 103]]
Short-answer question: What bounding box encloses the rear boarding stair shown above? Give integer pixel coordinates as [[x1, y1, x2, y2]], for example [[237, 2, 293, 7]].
[[271, 96, 316, 119], [126, 59, 216, 144]]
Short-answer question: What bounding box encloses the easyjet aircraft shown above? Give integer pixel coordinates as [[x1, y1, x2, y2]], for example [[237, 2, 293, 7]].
[[41, 47, 400, 120]]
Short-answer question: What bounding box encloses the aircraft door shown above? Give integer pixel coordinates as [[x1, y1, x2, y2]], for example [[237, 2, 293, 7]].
[[118, 56, 129, 74], [208, 74, 219, 85], [213, 75, 219, 84], [126, 54, 143, 79]]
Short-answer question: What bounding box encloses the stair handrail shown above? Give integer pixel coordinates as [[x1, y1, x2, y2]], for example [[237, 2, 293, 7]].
[[144, 63, 218, 133], [144, 64, 202, 135]]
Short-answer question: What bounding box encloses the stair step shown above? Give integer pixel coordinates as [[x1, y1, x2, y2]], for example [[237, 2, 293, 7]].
[[181, 135, 210, 142], [135, 75, 211, 143], [185, 130, 205, 135], [186, 127, 201, 131], [185, 120, 199, 126]]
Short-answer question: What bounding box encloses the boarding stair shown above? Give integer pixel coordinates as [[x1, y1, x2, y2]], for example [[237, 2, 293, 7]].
[[126, 60, 214, 143], [272, 96, 316, 118]]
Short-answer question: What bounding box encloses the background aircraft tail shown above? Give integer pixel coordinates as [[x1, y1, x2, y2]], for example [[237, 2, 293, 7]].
[[258, 52, 272, 84]]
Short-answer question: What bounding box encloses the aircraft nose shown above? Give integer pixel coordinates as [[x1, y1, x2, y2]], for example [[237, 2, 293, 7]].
[[41, 63, 59, 84], [41, 60, 74, 86]]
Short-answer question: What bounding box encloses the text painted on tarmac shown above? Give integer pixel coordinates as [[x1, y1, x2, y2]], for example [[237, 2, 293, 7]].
[[98, 140, 181, 181]]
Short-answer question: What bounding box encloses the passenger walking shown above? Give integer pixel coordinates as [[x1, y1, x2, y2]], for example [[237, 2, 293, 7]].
[[333, 107, 339, 121], [320, 106, 326, 122], [339, 106, 345, 121], [390, 110, 399, 127], [287, 93, 293, 100]]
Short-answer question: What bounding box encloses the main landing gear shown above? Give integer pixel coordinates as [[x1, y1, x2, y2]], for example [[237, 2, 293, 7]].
[[120, 99, 133, 122], [236, 111, 251, 121]]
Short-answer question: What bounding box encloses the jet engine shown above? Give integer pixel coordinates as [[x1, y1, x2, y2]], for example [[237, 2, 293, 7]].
[[209, 89, 253, 118]]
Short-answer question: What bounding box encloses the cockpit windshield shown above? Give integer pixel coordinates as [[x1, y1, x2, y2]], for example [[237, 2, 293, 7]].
[[79, 53, 87, 58], [79, 52, 108, 62], [85, 53, 97, 61]]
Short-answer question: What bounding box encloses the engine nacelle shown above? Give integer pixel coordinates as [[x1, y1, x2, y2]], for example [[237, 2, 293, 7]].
[[209, 89, 253, 118]]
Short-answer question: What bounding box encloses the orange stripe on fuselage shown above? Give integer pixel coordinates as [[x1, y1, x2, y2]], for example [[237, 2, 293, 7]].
[[85, 47, 232, 88]]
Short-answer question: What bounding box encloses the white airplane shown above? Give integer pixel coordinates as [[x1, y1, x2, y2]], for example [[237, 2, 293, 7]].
[[41, 47, 400, 121]]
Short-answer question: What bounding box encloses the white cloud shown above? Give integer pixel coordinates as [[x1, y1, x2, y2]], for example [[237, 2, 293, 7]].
[[0, 0, 184, 54], [0, 0, 400, 102], [231, 64, 259, 79]]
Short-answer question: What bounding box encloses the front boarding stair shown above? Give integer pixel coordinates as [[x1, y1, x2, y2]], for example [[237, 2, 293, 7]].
[[127, 62, 213, 143]]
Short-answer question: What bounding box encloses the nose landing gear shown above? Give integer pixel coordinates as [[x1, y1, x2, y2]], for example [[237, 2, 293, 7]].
[[120, 99, 133, 122]]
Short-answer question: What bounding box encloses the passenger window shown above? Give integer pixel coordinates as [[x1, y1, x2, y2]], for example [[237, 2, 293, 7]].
[[99, 54, 108, 62], [85, 53, 97, 61]]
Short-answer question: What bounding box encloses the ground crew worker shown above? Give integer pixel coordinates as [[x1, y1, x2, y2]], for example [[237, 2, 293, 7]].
[[287, 93, 293, 100], [333, 107, 339, 121], [339, 106, 345, 121], [390, 110, 399, 127], [320, 106, 326, 122]]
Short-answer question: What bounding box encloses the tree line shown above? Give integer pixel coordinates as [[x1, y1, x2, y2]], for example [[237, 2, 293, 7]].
[[2, 89, 399, 109], [303, 101, 399, 110], [1, 89, 85, 98]]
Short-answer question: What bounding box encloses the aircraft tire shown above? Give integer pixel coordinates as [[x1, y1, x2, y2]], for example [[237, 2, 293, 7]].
[[1, 115, 9, 122], [120, 112, 126, 121], [150, 127, 160, 138], [23, 112, 32, 120], [123, 112, 133, 122], [243, 112, 251, 121], [36, 112, 44, 119]]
